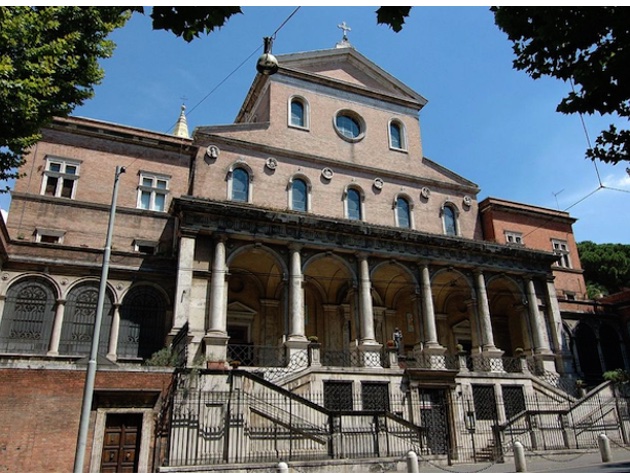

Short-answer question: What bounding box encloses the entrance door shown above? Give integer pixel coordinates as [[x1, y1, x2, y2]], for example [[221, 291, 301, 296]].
[[100, 414, 142, 473], [418, 388, 450, 456]]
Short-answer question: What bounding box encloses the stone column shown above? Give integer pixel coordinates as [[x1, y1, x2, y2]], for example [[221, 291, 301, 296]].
[[287, 245, 306, 342], [357, 254, 381, 367], [47, 298, 66, 356], [474, 270, 497, 351], [173, 234, 195, 330], [420, 264, 441, 350], [208, 236, 228, 335], [526, 278, 551, 354], [358, 254, 377, 344], [205, 235, 229, 367], [545, 276, 567, 372], [107, 303, 121, 361]]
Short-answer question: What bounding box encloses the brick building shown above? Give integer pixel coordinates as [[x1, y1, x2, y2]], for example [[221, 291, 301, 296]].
[[0, 43, 627, 472]]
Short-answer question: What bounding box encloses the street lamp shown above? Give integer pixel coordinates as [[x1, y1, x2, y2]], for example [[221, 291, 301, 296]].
[[73, 166, 125, 473]]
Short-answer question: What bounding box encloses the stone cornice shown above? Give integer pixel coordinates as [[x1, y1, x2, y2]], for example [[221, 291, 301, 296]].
[[174, 197, 556, 275]]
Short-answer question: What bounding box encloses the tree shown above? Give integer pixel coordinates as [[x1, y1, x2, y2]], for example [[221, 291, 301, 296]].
[[0, 7, 129, 187], [577, 241, 630, 296], [492, 7, 630, 165], [1, 7, 412, 191]]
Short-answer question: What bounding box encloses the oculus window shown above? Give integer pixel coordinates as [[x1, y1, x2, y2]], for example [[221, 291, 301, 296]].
[[334, 110, 365, 142]]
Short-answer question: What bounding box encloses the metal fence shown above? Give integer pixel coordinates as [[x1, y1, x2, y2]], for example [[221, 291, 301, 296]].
[[158, 372, 630, 468]]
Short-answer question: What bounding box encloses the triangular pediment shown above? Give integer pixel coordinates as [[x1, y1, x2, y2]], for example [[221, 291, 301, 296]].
[[227, 301, 257, 316], [276, 48, 427, 106]]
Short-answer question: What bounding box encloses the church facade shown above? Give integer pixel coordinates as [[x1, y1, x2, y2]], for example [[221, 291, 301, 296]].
[[0, 43, 627, 472]]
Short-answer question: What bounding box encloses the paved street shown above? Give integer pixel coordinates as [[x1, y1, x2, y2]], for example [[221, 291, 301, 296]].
[[407, 448, 630, 473]]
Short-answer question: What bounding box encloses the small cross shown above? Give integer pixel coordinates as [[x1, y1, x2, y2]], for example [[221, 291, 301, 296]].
[[338, 21, 351, 41]]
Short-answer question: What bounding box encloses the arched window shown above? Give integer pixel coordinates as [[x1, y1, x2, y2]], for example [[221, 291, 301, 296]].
[[346, 188, 362, 220], [443, 205, 458, 236], [291, 178, 308, 212], [60, 282, 113, 355], [389, 120, 405, 150], [289, 97, 308, 128], [396, 197, 411, 228], [118, 286, 167, 359], [0, 278, 56, 354], [232, 167, 250, 202]]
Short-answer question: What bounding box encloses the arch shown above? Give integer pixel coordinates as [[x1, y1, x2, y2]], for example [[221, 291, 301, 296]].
[[394, 194, 413, 229], [59, 281, 114, 355], [486, 275, 528, 356], [600, 323, 625, 371], [0, 276, 58, 354], [575, 322, 603, 380], [388, 118, 407, 151], [288, 95, 309, 129], [441, 202, 459, 236], [118, 284, 168, 359], [344, 186, 364, 221]]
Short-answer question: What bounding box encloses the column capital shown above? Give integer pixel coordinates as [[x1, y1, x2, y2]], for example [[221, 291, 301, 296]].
[[288, 243, 303, 252]]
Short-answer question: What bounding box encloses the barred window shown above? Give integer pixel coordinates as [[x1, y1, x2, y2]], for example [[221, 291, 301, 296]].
[[324, 381, 353, 411], [0, 278, 56, 354], [502, 386, 526, 420], [361, 382, 390, 411], [472, 385, 497, 421], [60, 282, 113, 355]]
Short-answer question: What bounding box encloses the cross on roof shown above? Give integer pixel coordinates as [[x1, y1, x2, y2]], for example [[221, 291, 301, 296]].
[[338, 21, 351, 41]]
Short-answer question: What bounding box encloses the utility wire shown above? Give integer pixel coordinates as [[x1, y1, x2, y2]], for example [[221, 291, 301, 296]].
[[165, 6, 302, 133]]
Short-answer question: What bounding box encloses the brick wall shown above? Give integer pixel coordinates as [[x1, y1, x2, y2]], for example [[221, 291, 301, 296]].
[[0, 367, 173, 473]]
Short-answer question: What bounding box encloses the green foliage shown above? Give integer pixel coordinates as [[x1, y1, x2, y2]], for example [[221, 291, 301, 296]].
[[578, 241, 630, 294], [144, 346, 178, 366], [492, 7, 630, 164], [131, 7, 242, 43], [603, 369, 630, 384], [0, 7, 129, 187], [376, 7, 412, 33]]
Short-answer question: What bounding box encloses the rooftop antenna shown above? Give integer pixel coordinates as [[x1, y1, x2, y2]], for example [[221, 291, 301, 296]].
[[552, 189, 564, 210]]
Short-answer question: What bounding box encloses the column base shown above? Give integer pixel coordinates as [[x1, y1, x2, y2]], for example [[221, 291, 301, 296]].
[[358, 342, 383, 368], [204, 332, 229, 369], [285, 338, 310, 366], [472, 347, 505, 372]]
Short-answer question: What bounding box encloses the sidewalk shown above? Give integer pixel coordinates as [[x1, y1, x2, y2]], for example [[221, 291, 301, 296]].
[[410, 447, 630, 473]]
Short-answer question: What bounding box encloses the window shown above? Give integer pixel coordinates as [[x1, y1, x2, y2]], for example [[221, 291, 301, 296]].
[[231, 167, 250, 202], [0, 278, 57, 354], [552, 239, 571, 268], [472, 385, 497, 421], [324, 381, 353, 411], [60, 282, 113, 355], [346, 188, 362, 220], [334, 110, 365, 142], [396, 197, 411, 228], [137, 173, 169, 212], [289, 97, 309, 129], [505, 231, 523, 245], [362, 382, 390, 411], [290, 177, 308, 212], [389, 120, 406, 150], [118, 285, 166, 359], [134, 239, 158, 255], [41, 157, 80, 199], [442, 204, 458, 236], [35, 229, 65, 244]]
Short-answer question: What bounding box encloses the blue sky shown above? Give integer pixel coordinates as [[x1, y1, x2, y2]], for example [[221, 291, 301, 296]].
[[5, 6, 629, 243]]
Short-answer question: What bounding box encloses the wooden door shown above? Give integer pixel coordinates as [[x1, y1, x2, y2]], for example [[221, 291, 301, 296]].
[[100, 414, 142, 473]]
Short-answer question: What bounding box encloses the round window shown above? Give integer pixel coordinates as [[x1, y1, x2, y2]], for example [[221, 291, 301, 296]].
[[334, 110, 365, 142]]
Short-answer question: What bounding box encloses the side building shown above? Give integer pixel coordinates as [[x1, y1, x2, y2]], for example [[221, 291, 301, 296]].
[[0, 44, 627, 472]]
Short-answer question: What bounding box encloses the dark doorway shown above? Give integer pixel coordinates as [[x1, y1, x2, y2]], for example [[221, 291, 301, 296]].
[[101, 413, 142, 473]]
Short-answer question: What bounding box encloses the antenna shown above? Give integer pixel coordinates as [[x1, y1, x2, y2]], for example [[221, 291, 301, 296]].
[[552, 189, 564, 210]]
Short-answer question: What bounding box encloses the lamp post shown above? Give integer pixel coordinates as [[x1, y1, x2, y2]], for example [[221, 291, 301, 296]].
[[73, 166, 125, 473]]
